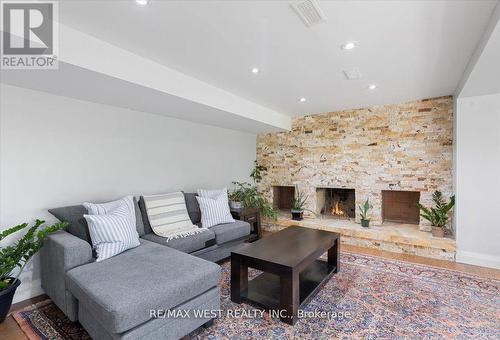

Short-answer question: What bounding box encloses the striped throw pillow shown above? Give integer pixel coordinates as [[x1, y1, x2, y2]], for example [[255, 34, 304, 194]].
[[142, 192, 207, 240], [83, 196, 140, 262], [196, 192, 235, 228]]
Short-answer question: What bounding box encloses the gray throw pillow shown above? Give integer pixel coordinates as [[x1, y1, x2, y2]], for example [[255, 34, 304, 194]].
[[138, 196, 153, 234], [49, 197, 145, 242], [184, 193, 201, 224], [48, 205, 91, 243], [133, 197, 146, 236]]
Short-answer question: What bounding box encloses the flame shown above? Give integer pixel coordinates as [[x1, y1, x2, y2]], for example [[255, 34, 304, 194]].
[[332, 201, 346, 216]]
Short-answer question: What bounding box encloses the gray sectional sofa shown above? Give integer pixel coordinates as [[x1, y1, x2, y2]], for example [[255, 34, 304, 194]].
[[40, 192, 251, 340]]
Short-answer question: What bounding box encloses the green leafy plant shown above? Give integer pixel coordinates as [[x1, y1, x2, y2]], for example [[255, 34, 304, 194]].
[[0, 219, 67, 290], [229, 182, 278, 220], [359, 198, 372, 221], [416, 191, 455, 229], [250, 161, 267, 184], [291, 187, 308, 211]]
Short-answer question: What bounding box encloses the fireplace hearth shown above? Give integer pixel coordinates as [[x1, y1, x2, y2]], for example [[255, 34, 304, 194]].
[[316, 188, 355, 219]]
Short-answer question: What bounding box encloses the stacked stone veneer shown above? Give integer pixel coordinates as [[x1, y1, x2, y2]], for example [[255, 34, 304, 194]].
[[257, 96, 454, 231]]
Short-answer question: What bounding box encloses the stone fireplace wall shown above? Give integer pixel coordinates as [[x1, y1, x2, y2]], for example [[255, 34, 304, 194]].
[[256, 96, 453, 231]]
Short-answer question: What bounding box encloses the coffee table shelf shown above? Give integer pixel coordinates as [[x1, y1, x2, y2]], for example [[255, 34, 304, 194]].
[[241, 259, 336, 310]]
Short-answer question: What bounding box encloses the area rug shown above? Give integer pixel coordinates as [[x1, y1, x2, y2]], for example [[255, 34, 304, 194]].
[[13, 299, 90, 340], [13, 252, 500, 339]]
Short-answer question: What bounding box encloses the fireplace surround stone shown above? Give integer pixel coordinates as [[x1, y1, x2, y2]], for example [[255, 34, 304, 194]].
[[257, 96, 453, 231]]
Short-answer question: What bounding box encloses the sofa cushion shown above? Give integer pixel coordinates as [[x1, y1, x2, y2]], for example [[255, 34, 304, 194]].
[[141, 228, 216, 253], [210, 220, 251, 244], [49, 198, 145, 243], [66, 239, 220, 334], [184, 193, 201, 224]]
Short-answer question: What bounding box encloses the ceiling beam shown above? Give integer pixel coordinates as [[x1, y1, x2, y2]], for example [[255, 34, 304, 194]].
[[1, 23, 292, 133]]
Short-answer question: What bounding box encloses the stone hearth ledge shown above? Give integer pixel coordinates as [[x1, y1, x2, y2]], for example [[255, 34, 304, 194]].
[[263, 213, 456, 261]]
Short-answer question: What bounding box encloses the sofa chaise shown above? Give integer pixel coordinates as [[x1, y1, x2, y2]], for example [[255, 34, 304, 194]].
[[40, 192, 251, 340]]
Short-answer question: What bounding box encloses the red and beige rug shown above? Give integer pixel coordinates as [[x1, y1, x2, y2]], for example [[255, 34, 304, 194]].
[[13, 252, 500, 339]]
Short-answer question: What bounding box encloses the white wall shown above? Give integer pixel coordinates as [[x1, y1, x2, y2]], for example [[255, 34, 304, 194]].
[[455, 93, 500, 269], [0, 84, 256, 302]]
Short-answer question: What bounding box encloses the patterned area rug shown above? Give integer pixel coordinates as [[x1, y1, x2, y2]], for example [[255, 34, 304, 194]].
[[13, 299, 90, 340], [13, 252, 500, 339]]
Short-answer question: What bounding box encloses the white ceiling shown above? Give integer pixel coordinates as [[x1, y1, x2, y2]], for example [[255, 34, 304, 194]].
[[58, 0, 498, 116]]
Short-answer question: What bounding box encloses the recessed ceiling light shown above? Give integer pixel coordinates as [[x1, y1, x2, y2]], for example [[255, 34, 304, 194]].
[[341, 41, 357, 50], [299, 97, 306, 102], [368, 84, 377, 90], [251, 67, 259, 74], [135, 0, 151, 7]]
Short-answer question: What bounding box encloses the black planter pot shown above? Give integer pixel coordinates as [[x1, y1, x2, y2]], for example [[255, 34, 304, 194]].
[[0, 278, 20, 323], [361, 219, 370, 228], [291, 210, 303, 221]]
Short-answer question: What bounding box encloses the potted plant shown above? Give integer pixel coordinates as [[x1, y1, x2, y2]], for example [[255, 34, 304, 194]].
[[417, 191, 455, 237], [229, 161, 277, 218], [0, 219, 67, 322], [228, 189, 243, 209], [359, 198, 372, 228], [291, 187, 308, 221], [229, 182, 278, 219]]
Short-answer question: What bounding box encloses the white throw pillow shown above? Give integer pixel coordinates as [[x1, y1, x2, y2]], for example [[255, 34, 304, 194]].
[[197, 188, 229, 201], [83, 196, 140, 262], [196, 193, 235, 228]]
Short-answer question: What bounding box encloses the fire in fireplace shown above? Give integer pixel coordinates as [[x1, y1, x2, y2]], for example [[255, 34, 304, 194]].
[[332, 201, 347, 217], [316, 188, 355, 219]]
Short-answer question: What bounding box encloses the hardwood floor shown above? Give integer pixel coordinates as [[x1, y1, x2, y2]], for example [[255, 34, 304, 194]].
[[1, 244, 498, 340], [342, 244, 500, 280], [0, 315, 25, 340], [0, 294, 47, 340]]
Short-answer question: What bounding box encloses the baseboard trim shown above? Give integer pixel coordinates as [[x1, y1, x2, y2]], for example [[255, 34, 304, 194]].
[[9, 294, 48, 314], [12, 278, 44, 305], [456, 250, 500, 269]]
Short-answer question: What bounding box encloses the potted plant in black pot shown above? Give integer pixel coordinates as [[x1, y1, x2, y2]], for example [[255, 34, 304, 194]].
[[416, 191, 455, 237], [359, 198, 372, 228], [291, 187, 308, 221], [0, 219, 67, 322]]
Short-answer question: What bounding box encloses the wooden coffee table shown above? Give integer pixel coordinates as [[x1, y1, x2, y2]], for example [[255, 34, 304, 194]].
[[230, 226, 340, 325]]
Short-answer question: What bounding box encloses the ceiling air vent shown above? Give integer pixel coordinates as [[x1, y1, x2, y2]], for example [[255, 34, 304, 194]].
[[291, 0, 326, 27], [343, 67, 363, 80]]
